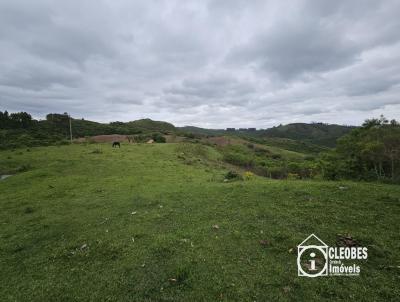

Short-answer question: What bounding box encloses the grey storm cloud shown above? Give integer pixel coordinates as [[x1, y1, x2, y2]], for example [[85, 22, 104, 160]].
[[0, 0, 399, 128]]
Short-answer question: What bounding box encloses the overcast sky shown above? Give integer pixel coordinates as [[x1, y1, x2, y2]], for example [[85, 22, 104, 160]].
[[1, 0, 400, 128]]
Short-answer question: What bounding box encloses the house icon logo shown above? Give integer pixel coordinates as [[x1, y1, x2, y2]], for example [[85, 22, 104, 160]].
[[297, 234, 328, 277]]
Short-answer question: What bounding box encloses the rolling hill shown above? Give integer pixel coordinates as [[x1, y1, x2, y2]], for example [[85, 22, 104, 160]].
[[180, 123, 355, 148], [1, 110, 354, 150], [259, 123, 355, 147]]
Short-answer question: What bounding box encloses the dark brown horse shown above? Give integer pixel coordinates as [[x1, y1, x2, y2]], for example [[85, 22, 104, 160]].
[[112, 141, 121, 148]]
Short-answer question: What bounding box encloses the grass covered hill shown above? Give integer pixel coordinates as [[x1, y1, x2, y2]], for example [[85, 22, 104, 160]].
[[0, 143, 399, 301], [2, 110, 399, 181], [1, 110, 354, 150], [259, 123, 355, 147], [178, 126, 226, 136], [0, 111, 176, 149], [127, 118, 176, 132]]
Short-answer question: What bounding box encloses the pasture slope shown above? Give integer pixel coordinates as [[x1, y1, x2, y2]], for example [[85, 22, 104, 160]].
[[0, 143, 399, 301]]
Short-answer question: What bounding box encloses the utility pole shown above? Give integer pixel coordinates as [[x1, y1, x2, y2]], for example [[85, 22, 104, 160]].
[[69, 114, 73, 143]]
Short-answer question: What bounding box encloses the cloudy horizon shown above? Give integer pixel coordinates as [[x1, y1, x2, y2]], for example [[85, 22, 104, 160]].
[[1, 0, 400, 128]]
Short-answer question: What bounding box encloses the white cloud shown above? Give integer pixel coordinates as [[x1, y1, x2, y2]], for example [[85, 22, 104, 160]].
[[0, 0, 399, 128]]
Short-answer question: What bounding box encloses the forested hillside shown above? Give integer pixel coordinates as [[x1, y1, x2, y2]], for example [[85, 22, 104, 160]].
[[258, 123, 355, 147], [179, 123, 354, 148]]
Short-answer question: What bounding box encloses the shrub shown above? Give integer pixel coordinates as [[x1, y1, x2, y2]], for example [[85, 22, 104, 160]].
[[243, 171, 254, 180], [253, 146, 270, 156], [223, 152, 253, 168], [287, 173, 300, 180], [184, 132, 195, 139], [55, 140, 69, 146], [267, 166, 287, 179], [270, 154, 282, 159], [252, 166, 269, 177], [152, 133, 166, 143], [17, 164, 31, 172], [225, 170, 242, 180], [287, 162, 301, 174]]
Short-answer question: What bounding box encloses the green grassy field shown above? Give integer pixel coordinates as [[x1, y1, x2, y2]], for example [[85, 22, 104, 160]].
[[0, 143, 399, 301]]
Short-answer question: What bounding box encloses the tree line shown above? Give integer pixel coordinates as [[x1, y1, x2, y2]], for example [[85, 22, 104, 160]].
[[0, 111, 170, 149], [0, 111, 34, 129], [320, 116, 400, 182]]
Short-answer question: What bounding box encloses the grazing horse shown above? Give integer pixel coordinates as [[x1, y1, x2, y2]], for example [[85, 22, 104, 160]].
[[112, 141, 121, 148]]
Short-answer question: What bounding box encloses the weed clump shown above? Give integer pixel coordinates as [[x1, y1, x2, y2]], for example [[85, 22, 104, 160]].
[[243, 171, 254, 180], [24, 207, 34, 214], [224, 170, 242, 181], [17, 164, 31, 172]]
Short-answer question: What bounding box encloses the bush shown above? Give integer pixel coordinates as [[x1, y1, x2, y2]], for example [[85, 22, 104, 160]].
[[224, 170, 242, 180], [270, 154, 282, 160], [223, 152, 253, 168], [17, 164, 31, 172], [267, 166, 287, 179], [184, 132, 195, 139], [55, 140, 69, 146], [152, 133, 166, 143], [243, 171, 254, 180], [287, 173, 300, 180], [253, 146, 270, 156]]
